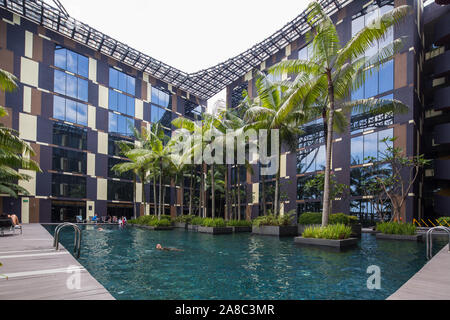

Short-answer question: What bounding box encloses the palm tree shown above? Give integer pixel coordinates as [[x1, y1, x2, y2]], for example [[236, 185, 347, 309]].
[[0, 69, 41, 197], [270, 1, 409, 225], [244, 71, 306, 216]]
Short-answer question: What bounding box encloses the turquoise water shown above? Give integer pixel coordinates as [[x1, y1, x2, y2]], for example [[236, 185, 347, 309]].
[[44, 225, 443, 300]]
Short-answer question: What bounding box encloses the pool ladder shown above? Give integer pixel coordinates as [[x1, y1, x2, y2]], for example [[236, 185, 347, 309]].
[[426, 226, 450, 260], [53, 222, 82, 258]]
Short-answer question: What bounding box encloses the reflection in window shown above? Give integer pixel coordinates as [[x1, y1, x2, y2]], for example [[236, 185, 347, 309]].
[[151, 87, 171, 108], [54, 46, 89, 78], [52, 148, 87, 174], [109, 112, 134, 137], [108, 135, 133, 157], [54, 70, 88, 102], [351, 128, 393, 165], [109, 68, 135, 96], [298, 118, 325, 149], [108, 158, 133, 180], [351, 94, 394, 133], [297, 175, 318, 200], [297, 202, 322, 216], [53, 122, 87, 150], [108, 180, 133, 201], [297, 145, 326, 174], [108, 89, 135, 116], [52, 173, 86, 199], [53, 96, 88, 126]]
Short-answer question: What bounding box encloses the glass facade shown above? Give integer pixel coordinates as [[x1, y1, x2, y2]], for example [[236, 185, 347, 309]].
[[54, 70, 88, 102], [51, 173, 86, 199], [52, 123, 87, 150], [350, 128, 393, 165], [54, 45, 89, 78], [52, 148, 87, 174], [109, 68, 135, 96], [53, 96, 88, 126]]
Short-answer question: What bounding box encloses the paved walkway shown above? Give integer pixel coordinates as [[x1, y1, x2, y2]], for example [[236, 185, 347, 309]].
[[388, 244, 450, 300], [0, 224, 114, 300]]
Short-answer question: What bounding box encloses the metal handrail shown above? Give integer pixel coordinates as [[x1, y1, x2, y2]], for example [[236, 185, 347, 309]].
[[53, 223, 82, 258], [426, 226, 450, 260]]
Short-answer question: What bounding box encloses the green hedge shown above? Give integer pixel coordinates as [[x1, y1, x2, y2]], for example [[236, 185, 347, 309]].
[[174, 215, 196, 223], [253, 212, 294, 227], [201, 218, 226, 227], [302, 224, 352, 240], [298, 212, 358, 225], [190, 217, 205, 226], [226, 219, 252, 227], [376, 222, 416, 235], [128, 215, 172, 227]]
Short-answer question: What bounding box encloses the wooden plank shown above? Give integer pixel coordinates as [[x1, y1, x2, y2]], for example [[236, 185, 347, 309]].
[[0, 224, 114, 300], [388, 245, 450, 300]]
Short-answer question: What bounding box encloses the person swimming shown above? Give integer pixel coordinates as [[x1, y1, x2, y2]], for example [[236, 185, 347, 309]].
[[156, 244, 183, 252]]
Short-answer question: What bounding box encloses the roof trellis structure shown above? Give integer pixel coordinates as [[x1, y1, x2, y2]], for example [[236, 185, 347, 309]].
[[0, 0, 352, 100]]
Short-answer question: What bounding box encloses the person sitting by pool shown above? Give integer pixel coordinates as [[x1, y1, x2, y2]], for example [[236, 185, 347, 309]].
[[92, 214, 98, 224], [5, 214, 20, 226], [156, 244, 183, 252]]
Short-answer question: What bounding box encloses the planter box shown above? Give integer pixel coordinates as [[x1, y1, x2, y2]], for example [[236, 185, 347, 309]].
[[294, 237, 358, 249], [174, 222, 187, 229], [230, 226, 252, 233], [376, 233, 422, 241], [252, 225, 298, 237], [351, 224, 362, 238], [198, 226, 233, 234], [187, 224, 199, 232]]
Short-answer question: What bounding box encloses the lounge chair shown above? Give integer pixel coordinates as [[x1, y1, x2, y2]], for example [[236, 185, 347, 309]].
[[76, 215, 83, 223], [0, 216, 22, 236]]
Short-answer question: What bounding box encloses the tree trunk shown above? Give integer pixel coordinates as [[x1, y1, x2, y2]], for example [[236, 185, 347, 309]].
[[189, 166, 194, 216], [237, 166, 241, 221], [159, 160, 163, 220], [261, 175, 267, 216], [153, 176, 157, 216], [162, 185, 166, 216], [225, 164, 230, 220], [180, 172, 184, 215], [274, 143, 281, 216], [211, 163, 215, 218], [133, 174, 137, 218], [322, 70, 335, 227]]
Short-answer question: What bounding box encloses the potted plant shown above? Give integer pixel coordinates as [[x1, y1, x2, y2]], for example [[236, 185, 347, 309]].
[[174, 215, 195, 229], [226, 219, 252, 233], [252, 211, 298, 237], [294, 224, 358, 250], [375, 222, 421, 241], [198, 218, 232, 234], [188, 217, 204, 232], [298, 212, 361, 237]]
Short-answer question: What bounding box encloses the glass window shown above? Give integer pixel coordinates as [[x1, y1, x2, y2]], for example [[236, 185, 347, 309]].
[[77, 78, 88, 102], [364, 132, 378, 161], [365, 68, 378, 98], [127, 96, 135, 117], [65, 99, 78, 124], [53, 96, 66, 121], [77, 103, 87, 126], [378, 128, 393, 159], [118, 72, 127, 93], [352, 15, 364, 37], [109, 112, 117, 133], [351, 135, 364, 165], [379, 59, 393, 94], [54, 47, 67, 70], [109, 68, 118, 88], [65, 74, 78, 99], [66, 50, 78, 74], [109, 89, 118, 111], [78, 55, 89, 78], [53, 122, 87, 150], [52, 173, 86, 199], [127, 76, 135, 96], [54, 70, 66, 95], [54, 45, 89, 78], [151, 105, 163, 123], [118, 93, 127, 114]]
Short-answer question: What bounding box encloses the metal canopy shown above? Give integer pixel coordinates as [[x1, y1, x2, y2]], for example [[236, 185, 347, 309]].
[[0, 0, 352, 100]]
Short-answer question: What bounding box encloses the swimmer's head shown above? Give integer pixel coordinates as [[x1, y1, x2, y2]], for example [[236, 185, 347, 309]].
[[156, 244, 162, 249]]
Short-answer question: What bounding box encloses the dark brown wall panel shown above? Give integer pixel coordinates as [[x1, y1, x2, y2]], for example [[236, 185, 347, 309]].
[[395, 53, 408, 89], [31, 88, 42, 116], [33, 34, 43, 63], [0, 48, 14, 73]]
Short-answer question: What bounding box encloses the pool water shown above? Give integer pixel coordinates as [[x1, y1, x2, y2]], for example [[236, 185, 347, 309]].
[[44, 225, 444, 300]]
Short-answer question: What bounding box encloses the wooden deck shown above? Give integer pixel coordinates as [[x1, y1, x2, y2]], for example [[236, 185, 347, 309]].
[[0, 224, 114, 300], [388, 244, 450, 300]]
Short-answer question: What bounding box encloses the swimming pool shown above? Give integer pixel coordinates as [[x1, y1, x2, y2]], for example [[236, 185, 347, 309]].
[[44, 225, 443, 300]]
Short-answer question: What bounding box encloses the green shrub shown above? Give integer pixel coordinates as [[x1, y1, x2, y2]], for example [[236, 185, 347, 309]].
[[159, 214, 173, 222], [226, 219, 252, 227], [298, 212, 358, 225], [437, 217, 450, 226], [201, 218, 226, 227], [174, 215, 196, 223], [376, 222, 416, 235], [148, 219, 172, 227], [253, 213, 295, 227], [190, 217, 205, 226], [298, 212, 322, 225], [302, 224, 352, 240], [131, 215, 156, 225], [329, 213, 358, 225]]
